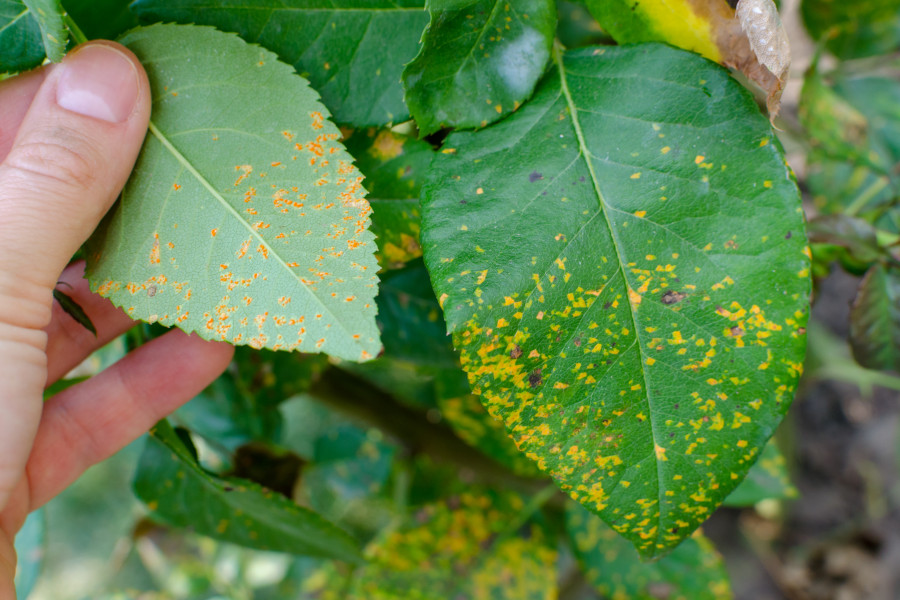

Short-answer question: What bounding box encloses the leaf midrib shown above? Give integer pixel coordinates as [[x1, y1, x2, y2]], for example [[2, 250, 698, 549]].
[[553, 42, 666, 546], [146, 120, 361, 347]]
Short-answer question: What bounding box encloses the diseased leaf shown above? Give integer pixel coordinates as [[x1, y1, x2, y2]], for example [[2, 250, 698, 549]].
[[567, 502, 732, 600], [21, 0, 64, 61], [435, 367, 543, 477], [134, 419, 363, 563], [801, 0, 900, 60], [304, 490, 558, 600], [850, 264, 900, 372], [584, 0, 790, 117], [422, 44, 809, 557], [131, 0, 428, 127], [343, 128, 434, 269], [723, 437, 795, 506], [402, 0, 556, 135], [86, 24, 381, 360], [0, 0, 47, 73]]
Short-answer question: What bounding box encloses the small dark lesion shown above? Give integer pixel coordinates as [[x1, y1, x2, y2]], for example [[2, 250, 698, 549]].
[[528, 369, 543, 388], [510, 344, 523, 359], [661, 290, 686, 305]]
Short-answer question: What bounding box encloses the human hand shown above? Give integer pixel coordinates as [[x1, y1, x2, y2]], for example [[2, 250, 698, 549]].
[[0, 42, 235, 598]]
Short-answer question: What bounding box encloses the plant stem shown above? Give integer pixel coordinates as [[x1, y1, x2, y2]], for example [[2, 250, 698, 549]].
[[844, 175, 890, 217], [495, 483, 562, 545], [64, 14, 89, 45], [308, 367, 552, 497]]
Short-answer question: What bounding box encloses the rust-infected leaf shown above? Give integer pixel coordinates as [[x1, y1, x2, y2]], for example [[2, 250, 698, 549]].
[[86, 24, 381, 361]]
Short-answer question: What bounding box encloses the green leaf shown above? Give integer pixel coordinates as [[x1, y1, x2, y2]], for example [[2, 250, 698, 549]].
[[422, 43, 810, 557], [86, 24, 381, 360], [850, 264, 900, 371], [557, 0, 611, 49], [305, 490, 558, 599], [801, 0, 900, 59], [402, 0, 556, 135], [723, 437, 796, 506], [21, 0, 64, 61], [343, 128, 434, 269], [807, 214, 883, 264], [131, 0, 428, 127], [566, 502, 732, 600], [799, 67, 879, 170], [62, 0, 138, 40], [0, 0, 46, 73], [134, 419, 363, 563], [52, 287, 97, 336]]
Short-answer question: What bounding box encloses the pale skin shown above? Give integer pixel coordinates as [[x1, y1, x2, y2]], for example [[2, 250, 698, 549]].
[[0, 42, 234, 598]]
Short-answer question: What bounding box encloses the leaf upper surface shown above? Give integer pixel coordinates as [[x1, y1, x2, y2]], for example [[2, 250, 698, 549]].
[[131, 0, 428, 126], [422, 43, 809, 556], [402, 0, 556, 135], [87, 24, 381, 360], [134, 420, 363, 563], [0, 0, 45, 73]]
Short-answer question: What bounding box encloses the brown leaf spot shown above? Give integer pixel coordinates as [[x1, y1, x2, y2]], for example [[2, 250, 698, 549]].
[[528, 369, 542, 388], [661, 290, 686, 305], [510, 345, 523, 359]]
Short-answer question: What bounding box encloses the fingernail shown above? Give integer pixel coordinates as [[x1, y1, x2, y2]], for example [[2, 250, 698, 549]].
[[56, 44, 140, 123]]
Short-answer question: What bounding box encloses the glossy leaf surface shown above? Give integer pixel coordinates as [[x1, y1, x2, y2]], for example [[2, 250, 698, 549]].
[[304, 490, 558, 599], [134, 420, 363, 563], [801, 0, 900, 59], [87, 24, 380, 360], [0, 0, 46, 72], [343, 128, 433, 269], [567, 502, 732, 600], [131, 0, 428, 126], [850, 264, 900, 371], [422, 44, 809, 557], [723, 437, 796, 506], [402, 0, 556, 135]]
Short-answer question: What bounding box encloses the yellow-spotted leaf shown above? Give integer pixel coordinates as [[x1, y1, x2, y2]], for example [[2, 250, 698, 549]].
[[303, 490, 558, 600], [86, 24, 381, 361], [567, 502, 732, 600], [421, 44, 809, 557], [584, 0, 790, 117]]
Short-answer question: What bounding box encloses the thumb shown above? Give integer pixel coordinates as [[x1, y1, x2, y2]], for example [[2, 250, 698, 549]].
[[0, 41, 151, 309]]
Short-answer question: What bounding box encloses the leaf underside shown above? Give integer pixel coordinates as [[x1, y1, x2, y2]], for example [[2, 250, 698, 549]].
[[86, 24, 381, 360], [131, 0, 429, 127], [21, 0, 65, 61], [422, 43, 809, 557]]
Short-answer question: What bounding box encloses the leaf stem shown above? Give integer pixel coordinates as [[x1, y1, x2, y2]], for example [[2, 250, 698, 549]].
[[499, 483, 561, 540], [64, 13, 88, 46], [844, 176, 890, 217]]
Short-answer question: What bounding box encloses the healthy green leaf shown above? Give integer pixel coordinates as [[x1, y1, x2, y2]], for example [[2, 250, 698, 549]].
[[86, 24, 381, 360], [801, 0, 900, 59], [134, 419, 363, 563], [343, 128, 434, 269], [130, 0, 428, 127], [21, 0, 64, 61], [723, 437, 796, 506], [567, 502, 732, 600], [422, 43, 810, 557], [62, 0, 137, 40], [304, 490, 558, 599], [402, 0, 556, 135], [0, 0, 46, 73], [850, 263, 900, 371]]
